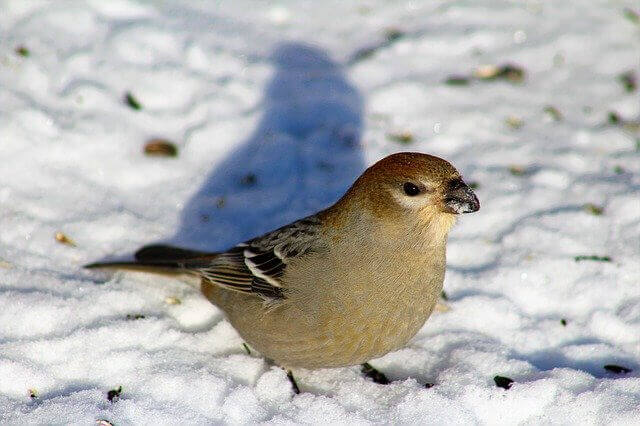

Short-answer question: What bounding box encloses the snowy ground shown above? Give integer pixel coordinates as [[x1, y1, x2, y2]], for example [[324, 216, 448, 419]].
[[1, 0, 639, 423]]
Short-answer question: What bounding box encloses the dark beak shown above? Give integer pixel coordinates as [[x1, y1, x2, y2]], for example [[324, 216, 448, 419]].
[[443, 180, 480, 214]]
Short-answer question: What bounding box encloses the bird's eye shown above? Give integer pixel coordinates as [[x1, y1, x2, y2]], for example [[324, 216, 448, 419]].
[[403, 182, 422, 196]]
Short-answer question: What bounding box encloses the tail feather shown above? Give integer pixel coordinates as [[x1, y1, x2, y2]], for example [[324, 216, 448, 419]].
[[84, 261, 189, 275], [85, 244, 218, 274], [135, 244, 211, 262]]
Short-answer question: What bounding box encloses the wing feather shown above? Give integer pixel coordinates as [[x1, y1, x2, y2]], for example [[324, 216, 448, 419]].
[[193, 215, 324, 301]]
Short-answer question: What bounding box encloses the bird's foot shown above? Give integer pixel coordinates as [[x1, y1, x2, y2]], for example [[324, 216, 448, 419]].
[[361, 362, 390, 385], [286, 370, 300, 394], [360, 363, 436, 388]]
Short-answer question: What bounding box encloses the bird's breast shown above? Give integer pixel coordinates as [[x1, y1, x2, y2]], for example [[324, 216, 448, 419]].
[[276, 245, 446, 367]]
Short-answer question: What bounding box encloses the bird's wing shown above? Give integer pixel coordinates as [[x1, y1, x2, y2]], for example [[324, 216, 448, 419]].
[[195, 216, 324, 301]]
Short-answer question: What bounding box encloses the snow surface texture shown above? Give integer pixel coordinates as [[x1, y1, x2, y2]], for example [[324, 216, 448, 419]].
[[1, 0, 639, 424]]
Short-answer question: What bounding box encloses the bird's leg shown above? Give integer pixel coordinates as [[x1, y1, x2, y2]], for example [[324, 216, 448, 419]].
[[264, 358, 301, 394], [286, 370, 300, 394], [263, 357, 301, 394], [265, 358, 300, 395], [361, 362, 390, 385]]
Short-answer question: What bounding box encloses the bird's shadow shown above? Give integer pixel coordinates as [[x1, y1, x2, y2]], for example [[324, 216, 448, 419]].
[[168, 42, 365, 251]]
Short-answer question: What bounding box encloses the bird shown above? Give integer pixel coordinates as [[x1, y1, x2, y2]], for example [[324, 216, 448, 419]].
[[86, 152, 479, 389]]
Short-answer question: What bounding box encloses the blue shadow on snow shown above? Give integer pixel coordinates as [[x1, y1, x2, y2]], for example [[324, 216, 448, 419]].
[[168, 42, 365, 251]]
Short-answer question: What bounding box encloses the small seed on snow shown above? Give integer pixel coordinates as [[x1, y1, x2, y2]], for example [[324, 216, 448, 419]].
[[55, 232, 76, 246], [494, 375, 514, 390], [387, 131, 414, 144], [144, 139, 178, 157], [165, 296, 181, 305], [505, 116, 524, 130], [107, 386, 122, 402]]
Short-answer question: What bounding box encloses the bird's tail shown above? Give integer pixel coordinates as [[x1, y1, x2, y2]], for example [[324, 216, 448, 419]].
[[84, 244, 217, 275]]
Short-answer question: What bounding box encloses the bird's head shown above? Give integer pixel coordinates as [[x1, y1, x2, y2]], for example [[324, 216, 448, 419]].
[[335, 152, 479, 235]]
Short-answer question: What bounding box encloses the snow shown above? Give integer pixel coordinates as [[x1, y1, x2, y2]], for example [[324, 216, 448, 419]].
[[1, 0, 639, 423]]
